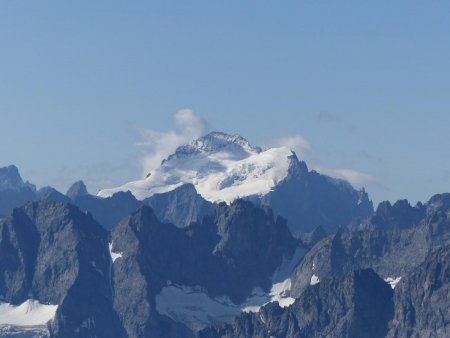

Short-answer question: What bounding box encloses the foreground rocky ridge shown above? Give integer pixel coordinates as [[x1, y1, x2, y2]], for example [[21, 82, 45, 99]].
[[0, 164, 449, 337], [110, 200, 299, 337], [0, 200, 124, 337]]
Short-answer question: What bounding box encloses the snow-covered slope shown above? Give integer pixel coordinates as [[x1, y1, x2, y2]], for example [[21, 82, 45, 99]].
[[0, 299, 57, 326], [98, 132, 295, 203]]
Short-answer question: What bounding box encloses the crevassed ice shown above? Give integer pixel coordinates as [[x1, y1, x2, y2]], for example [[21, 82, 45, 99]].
[[98, 145, 294, 204]]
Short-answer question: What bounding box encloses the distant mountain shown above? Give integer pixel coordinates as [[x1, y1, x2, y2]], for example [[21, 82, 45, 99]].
[[0, 164, 214, 230], [144, 183, 213, 228], [98, 132, 373, 234], [98, 132, 289, 202], [67, 180, 142, 230], [0, 165, 35, 192], [0, 165, 37, 217], [66, 180, 89, 200]]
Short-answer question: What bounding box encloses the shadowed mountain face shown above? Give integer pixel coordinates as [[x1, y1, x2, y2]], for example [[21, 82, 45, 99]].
[[257, 155, 374, 235], [199, 269, 394, 338], [110, 200, 299, 337], [144, 183, 213, 228], [69, 190, 142, 230], [0, 200, 125, 337], [97, 132, 374, 235], [387, 244, 450, 337], [0, 165, 36, 217], [289, 193, 450, 297], [0, 161, 450, 337]]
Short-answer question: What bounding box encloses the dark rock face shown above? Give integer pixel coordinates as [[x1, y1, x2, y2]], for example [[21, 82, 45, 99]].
[[66, 181, 89, 200], [199, 269, 394, 338], [0, 165, 35, 192], [300, 225, 327, 248], [71, 191, 142, 230], [210, 201, 298, 301], [110, 207, 194, 338], [0, 200, 125, 337], [290, 193, 450, 298], [144, 184, 213, 228], [0, 165, 36, 217], [258, 155, 373, 236], [368, 199, 425, 230], [36, 187, 72, 204], [387, 245, 450, 338], [110, 200, 299, 337]]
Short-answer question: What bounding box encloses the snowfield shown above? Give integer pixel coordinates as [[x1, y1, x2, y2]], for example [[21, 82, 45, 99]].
[[98, 132, 295, 203]]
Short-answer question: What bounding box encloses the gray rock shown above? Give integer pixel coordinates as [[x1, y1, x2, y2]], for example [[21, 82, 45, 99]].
[[290, 193, 450, 298], [144, 184, 213, 228], [0, 200, 125, 337], [257, 154, 373, 235], [199, 269, 394, 338], [387, 245, 450, 338], [65, 181, 89, 200]]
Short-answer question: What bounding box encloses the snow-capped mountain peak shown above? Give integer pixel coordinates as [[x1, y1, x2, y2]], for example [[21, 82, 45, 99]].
[[98, 132, 297, 203], [166, 131, 262, 162]]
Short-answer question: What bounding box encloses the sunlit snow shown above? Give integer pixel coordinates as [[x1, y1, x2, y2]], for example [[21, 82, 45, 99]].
[[0, 299, 58, 326], [98, 133, 295, 204]]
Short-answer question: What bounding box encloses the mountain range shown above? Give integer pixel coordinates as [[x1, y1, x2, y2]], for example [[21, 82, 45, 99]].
[[0, 131, 448, 337]]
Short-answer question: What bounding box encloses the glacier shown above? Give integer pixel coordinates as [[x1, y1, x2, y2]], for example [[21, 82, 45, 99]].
[[98, 132, 294, 203]]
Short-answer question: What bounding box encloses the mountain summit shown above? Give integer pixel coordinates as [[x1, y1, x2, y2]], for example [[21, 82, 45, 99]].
[[98, 132, 294, 203], [0, 165, 35, 192], [98, 132, 373, 234]]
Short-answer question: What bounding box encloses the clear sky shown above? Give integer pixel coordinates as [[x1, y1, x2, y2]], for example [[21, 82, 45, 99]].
[[1, 1, 449, 205]]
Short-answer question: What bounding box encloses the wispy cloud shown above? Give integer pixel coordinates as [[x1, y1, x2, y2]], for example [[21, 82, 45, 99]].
[[273, 135, 316, 164], [135, 109, 208, 176], [315, 167, 377, 186], [274, 134, 378, 189]]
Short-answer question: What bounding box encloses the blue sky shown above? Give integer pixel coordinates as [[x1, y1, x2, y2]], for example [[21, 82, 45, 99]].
[[1, 1, 449, 205]]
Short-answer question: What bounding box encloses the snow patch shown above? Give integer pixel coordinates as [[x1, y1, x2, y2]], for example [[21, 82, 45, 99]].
[[0, 299, 58, 326], [155, 245, 305, 330], [155, 284, 240, 332], [310, 274, 320, 285], [156, 276, 297, 332], [384, 276, 402, 289], [109, 242, 123, 263]]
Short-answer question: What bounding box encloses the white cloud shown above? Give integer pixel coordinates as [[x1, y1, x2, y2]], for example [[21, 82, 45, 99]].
[[136, 109, 207, 176], [315, 167, 377, 187], [274, 134, 377, 188], [273, 135, 315, 163]]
